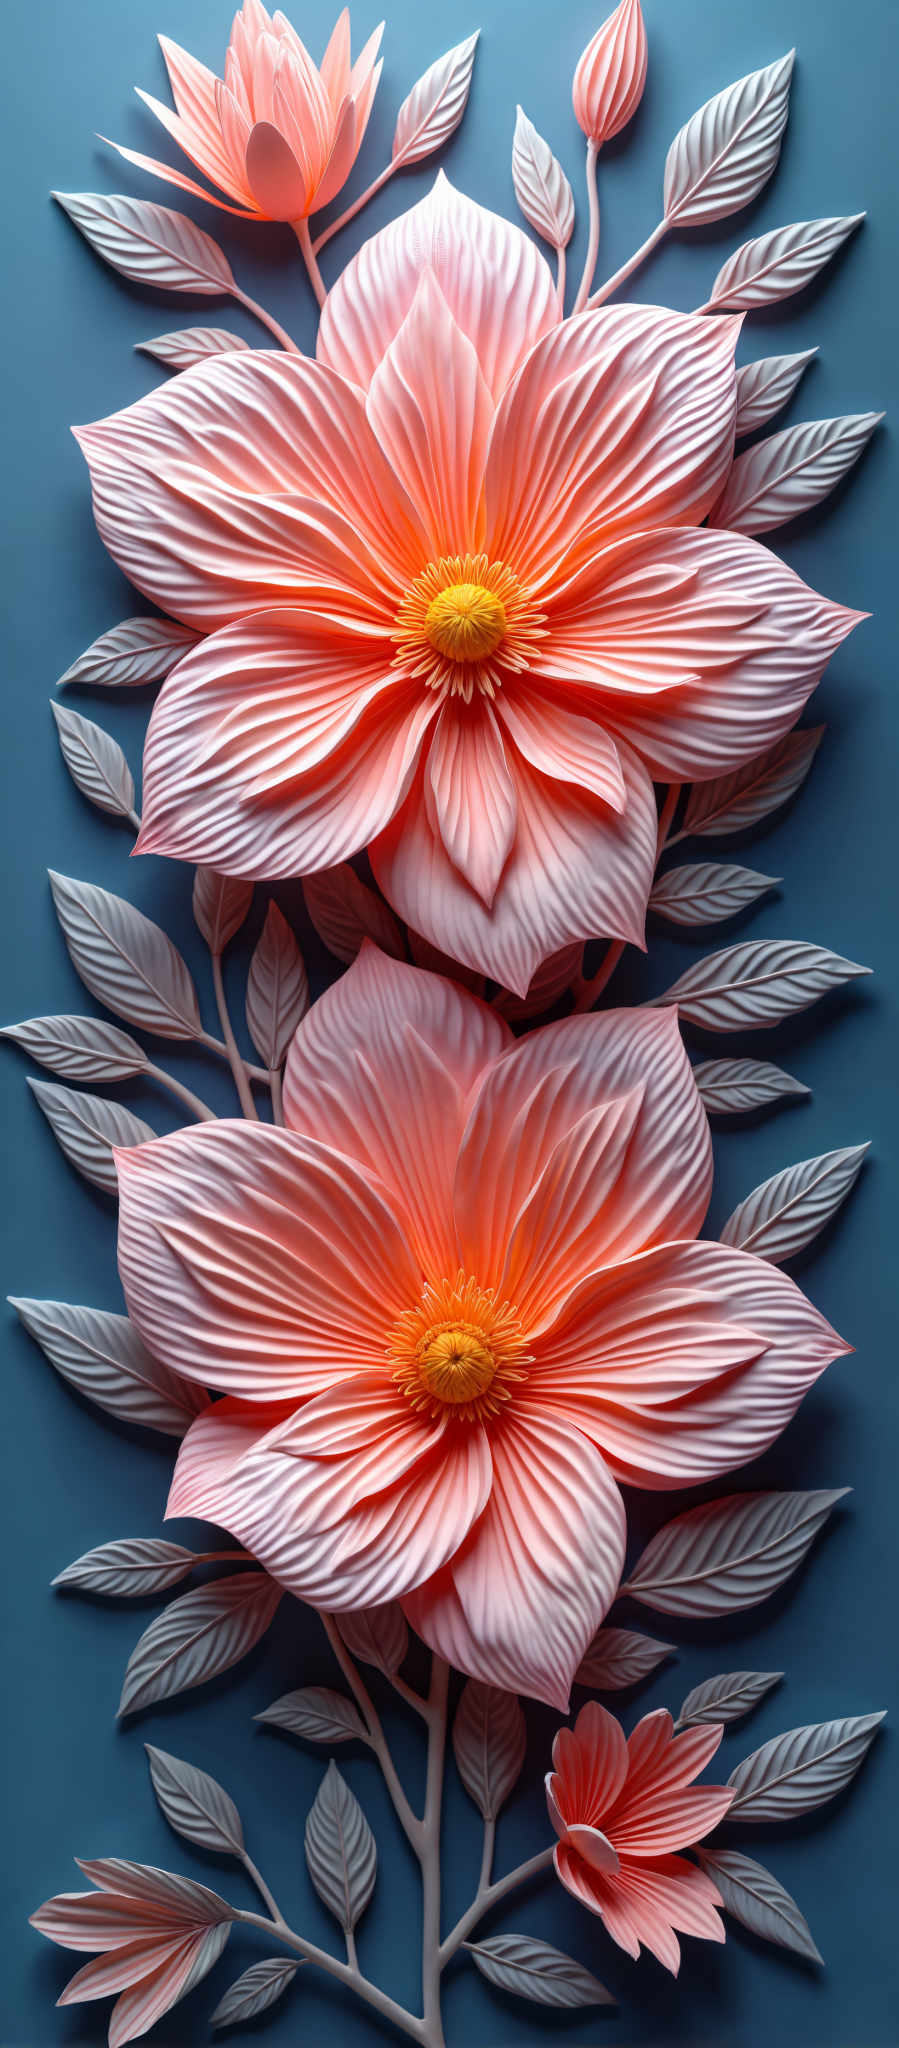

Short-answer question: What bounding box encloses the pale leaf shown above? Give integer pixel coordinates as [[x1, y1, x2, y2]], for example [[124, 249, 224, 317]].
[[648, 939, 869, 1030], [49, 872, 203, 1039], [452, 1680, 527, 1820], [146, 1745, 245, 1855], [720, 1143, 869, 1262], [256, 1688, 368, 1744], [2, 1014, 148, 1084], [677, 1670, 782, 1727], [712, 412, 881, 534], [302, 864, 405, 965], [650, 862, 778, 927], [192, 869, 253, 956], [693, 1058, 809, 1115], [304, 1762, 376, 1931], [705, 212, 864, 310], [51, 703, 136, 822], [575, 1627, 674, 1691], [118, 1574, 282, 1716], [663, 53, 794, 228], [10, 1296, 207, 1436], [29, 1079, 154, 1193], [682, 727, 824, 838], [512, 107, 574, 248], [54, 1538, 199, 1598], [211, 1958, 300, 2029], [466, 1935, 614, 2007], [58, 616, 197, 690], [727, 1712, 885, 1819], [735, 349, 817, 436], [138, 328, 250, 370], [623, 1489, 850, 1617], [245, 901, 309, 1068], [392, 35, 479, 165], [696, 1848, 823, 1963], [54, 192, 236, 294]]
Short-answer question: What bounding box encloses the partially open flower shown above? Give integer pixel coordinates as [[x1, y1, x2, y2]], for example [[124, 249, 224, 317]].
[[30, 1860, 234, 2048], [573, 0, 648, 148], [105, 2, 383, 222], [547, 1702, 733, 1972]]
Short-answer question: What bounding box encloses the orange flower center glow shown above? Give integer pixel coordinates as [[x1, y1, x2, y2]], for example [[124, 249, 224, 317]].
[[392, 554, 547, 704], [390, 1272, 531, 1423]]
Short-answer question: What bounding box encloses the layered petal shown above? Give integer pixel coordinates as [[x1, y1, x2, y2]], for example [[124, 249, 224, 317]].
[[425, 700, 518, 905], [556, 1850, 725, 1971], [550, 1700, 628, 1823], [602, 1713, 734, 1854], [318, 174, 559, 399], [365, 272, 493, 557], [495, 683, 626, 811]]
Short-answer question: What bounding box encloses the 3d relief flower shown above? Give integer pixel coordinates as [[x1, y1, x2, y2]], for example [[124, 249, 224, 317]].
[[105, 0, 382, 222], [74, 176, 861, 992], [112, 948, 846, 1706], [547, 1702, 733, 1972], [30, 1860, 234, 2048]]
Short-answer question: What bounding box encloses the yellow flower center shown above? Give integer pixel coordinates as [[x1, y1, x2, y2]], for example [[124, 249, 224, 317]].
[[417, 1323, 497, 1405], [424, 583, 508, 663], [389, 1272, 532, 1423]]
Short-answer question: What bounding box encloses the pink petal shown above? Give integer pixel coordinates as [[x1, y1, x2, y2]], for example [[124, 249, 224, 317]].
[[566, 1825, 621, 1875], [553, 1844, 642, 1958], [116, 1122, 421, 1401], [425, 701, 518, 905], [371, 736, 657, 996], [533, 1239, 848, 1487], [603, 1713, 733, 1855], [158, 34, 242, 184], [544, 526, 863, 778], [108, 1926, 230, 2048], [58, 1935, 195, 2003], [485, 305, 740, 585], [550, 1700, 629, 1821], [245, 119, 308, 216], [319, 8, 352, 106], [313, 95, 359, 210], [167, 1397, 291, 1523], [136, 616, 437, 876], [403, 1405, 626, 1707], [495, 681, 625, 811], [496, 1089, 646, 1329], [31, 1892, 182, 1952], [283, 943, 510, 1268], [598, 1855, 726, 1973], [366, 271, 493, 556], [317, 173, 559, 399], [99, 137, 256, 215]]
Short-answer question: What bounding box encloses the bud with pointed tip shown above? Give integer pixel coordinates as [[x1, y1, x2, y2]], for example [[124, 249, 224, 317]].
[[573, 0, 647, 149]]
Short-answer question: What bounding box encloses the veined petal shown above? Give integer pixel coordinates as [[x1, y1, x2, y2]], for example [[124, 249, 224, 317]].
[[108, 1929, 230, 2048], [550, 1701, 629, 1822], [313, 95, 359, 209], [99, 136, 257, 215], [595, 1856, 726, 1972], [245, 119, 309, 217], [318, 173, 558, 399], [319, 8, 352, 107], [425, 701, 518, 906], [495, 682, 625, 811], [158, 33, 244, 185], [498, 1091, 648, 1330], [167, 1397, 292, 1522], [57, 1934, 197, 2003], [366, 271, 493, 555], [600, 1713, 733, 1855], [553, 1844, 642, 1958]]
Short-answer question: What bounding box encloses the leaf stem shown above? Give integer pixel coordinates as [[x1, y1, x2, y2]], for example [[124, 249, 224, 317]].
[[211, 954, 259, 1120], [312, 160, 400, 254], [270, 1066, 285, 1127], [572, 141, 600, 313], [420, 1657, 449, 2042], [240, 1849, 287, 1925], [555, 241, 567, 315], [196, 1029, 271, 1086], [319, 1612, 423, 1852], [589, 217, 668, 307], [233, 1907, 430, 2044], [478, 1815, 496, 1894], [438, 1846, 556, 1966], [143, 1062, 218, 1123], [294, 219, 327, 308], [126, 805, 142, 835], [230, 284, 301, 352]]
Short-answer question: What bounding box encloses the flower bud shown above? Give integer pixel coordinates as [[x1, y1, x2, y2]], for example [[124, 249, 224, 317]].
[[573, 0, 648, 148]]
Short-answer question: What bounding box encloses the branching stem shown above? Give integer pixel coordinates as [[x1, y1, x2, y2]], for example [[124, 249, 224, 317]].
[[211, 954, 259, 1120], [294, 218, 327, 308], [312, 160, 400, 253], [438, 1846, 556, 1966], [589, 217, 668, 307], [143, 1062, 217, 1123], [230, 285, 301, 352]]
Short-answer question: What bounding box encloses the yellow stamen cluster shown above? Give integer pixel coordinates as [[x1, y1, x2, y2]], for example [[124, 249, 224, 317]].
[[390, 1272, 531, 1423], [393, 554, 546, 703]]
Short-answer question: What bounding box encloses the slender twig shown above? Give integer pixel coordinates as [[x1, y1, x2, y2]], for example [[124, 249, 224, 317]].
[[345, 1924, 359, 1969], [387, 1670, 432, 1721], [143, 1062, 218, 1124], [588, 217, 668, 307], [126, 805, 142, 835], [211, 954, 259, 1120], [438, 1846, 556, 1966], [230, 284, 301, 352], [196, 1029, 271, 1086], [569, 780, 682, 1014], [294, 219, 327, 308], [319, 1612, 424, 1852], [312, 160, 400, 253], [572, 141, 601, 314], [477, 1816, 496, 1895], [269, 1068, 285, 1126], [420, 1657, 449, 2044], [555, 241, 567, 315], [240, 1850, 287, 1926], [233, 1907, 430, 2044]]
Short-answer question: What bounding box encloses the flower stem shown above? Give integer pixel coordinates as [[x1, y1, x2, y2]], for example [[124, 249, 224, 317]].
[[270, 1067, 285, 1127], [294, 219, 327, 308], [211, 953, 259, 1120], [555, 241, 567, 315], [230, 285, 301, 352], [312, 160, 400, 254], [420, 1657, 449, 2043], [240, 1849, 287, 1925], [588, 216, 668, 307], [143, 1062, 218, 1123], [572, 141, 600, 313], [438, 1846, 556, 1966]]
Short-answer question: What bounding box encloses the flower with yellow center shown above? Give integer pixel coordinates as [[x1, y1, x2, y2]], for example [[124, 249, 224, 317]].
[[393, 553, 547, 703], [390, 1272, 531, 1423]]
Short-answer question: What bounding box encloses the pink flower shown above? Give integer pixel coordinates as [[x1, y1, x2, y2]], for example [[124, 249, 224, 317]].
[[75, 176, 860, 992], [547, 1702, 733, 1972], [105, 1, 383, 222], [114, 948, 846, 1707], [30, 1860, 234, 2048], [573, 0, 648, 148]]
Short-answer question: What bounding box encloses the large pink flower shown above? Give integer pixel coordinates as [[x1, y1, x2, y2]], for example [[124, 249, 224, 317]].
[[104, 1, 383, 223], [75, 177, 859, 992], [114, 949, 846, 1706], [547, 1702, 733, 1972]]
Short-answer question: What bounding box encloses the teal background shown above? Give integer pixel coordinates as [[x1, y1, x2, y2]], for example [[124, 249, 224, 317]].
[[2, 0, 896, 2042]]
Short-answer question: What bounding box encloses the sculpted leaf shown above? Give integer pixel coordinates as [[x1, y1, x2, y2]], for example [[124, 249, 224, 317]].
[[337, 1603, 409, 1676], [302, 864, 405, 966], [575, 1627, 674, 1691], [49, 873, 203, 1039], [623, 1489, 850, 1617], [649, 939, 870, 1031], [53, 1538, 199, 1597], [735, 349, 818, 436], [58, 615, 197, 689], [53, 191, 236, 295], [466, 1935, 614, 2007], [663, 53, 794, 228], [696, 1848, 823, 1963], [51, 703, 136, 822], [720, 1144, 870, 1263], [693, 1058, 809, 1115], [727, 1711, 885, 1820], [304, 1762, 377, 1932], [677, 1670, 782, 1728], [392, 34, 479, 165], [257, 1688, 368, 1745], [682, 726, 824, 838], [512, 107, 574, 249], [29, 1079, 154, 1193], [705, 212, 864, 310], [453, 1680, 527, 1819], [2, 1014, 147, 1084], [9, 1296, 207, 1436], [211, 1958, 300, 2029], [192, 869, 254, 956], [712, 412, 882, 534], [650, 862, 779, 927], [245, 901, 309, 1067], [118, 1573, 282, 1716], [146, 1745, 245, 1855], [138, 328, 251, 371]]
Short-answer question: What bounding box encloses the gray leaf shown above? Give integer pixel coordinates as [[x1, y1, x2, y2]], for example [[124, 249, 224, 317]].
[[193, 869, 254, 957], [2, 1014, 148, 1083], [138, 328, 251, 371], [648, 939, 870, 1031], [575, 1627, 674, 1692], [650, 862, 779, 927], [727, 1712, 885, 1820], [720, 1143, 870, 1262], [49, 872, 203, 1039], [146, 1744, 245, 1854], [245, 902, 309, 1069], [453, 1680, 526, 1820], [336, 1603, 409, 1676], [54, 191, 236, 294], [211, 1958, 301, 2030], [466, 1935, 614, 2007], [512, 107, 574, 248], [623, 1489, 849, 1617], [682, 726, 824, 838], [694, 1058, 809, 1115], [29, 1078, 155, 1192], [735, 349, 818, 436], [51, 703, 136, 821], [677, 1670, 783, 1728], [712, 413, 882, 534], [9, 1296, 207, 1436], [705, 212, 864, 311], [663, 53, 794, 228], [302, 865, 405, 966], [304, 1762, 377, 1932], [696, 1848, 823, 1963], [119, 1574, 282, 1716], [53, 1538, 199, 1597], [257, 1688, 368, 1745], [392, 34, 479, 165], [58, 615, 197, 689]]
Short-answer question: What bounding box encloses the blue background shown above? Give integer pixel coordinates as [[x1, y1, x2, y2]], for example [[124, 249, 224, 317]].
[[2, 0, 896, 2042]]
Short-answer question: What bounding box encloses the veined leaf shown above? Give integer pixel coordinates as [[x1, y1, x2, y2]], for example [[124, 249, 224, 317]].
[[466, 1934, 614, 2007], [735, 349, 818, 436], [392, 35, 479, 165], [452, 1680, 527, 1820], [304, 1763, 376, 1932], [623, 1489, 849, 1617], [49, 873, 203, 1039], [705, 212, 864, 310], [693, 1058, 809, 1115], [58, 616, 197, 690], [696, 1848, 823, 1963], [29, 1079, 154, 1193], [727, 1711, 885, 1819], [682, 726, 824, 838], [118, 1574, 282, 1716], [720, 1143, 869, 1262], [54, 191, 236, 294], [664, 53, 794, 228]]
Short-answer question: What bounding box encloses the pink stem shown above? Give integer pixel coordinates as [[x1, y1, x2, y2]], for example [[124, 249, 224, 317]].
[[572, 141, 600, 313]]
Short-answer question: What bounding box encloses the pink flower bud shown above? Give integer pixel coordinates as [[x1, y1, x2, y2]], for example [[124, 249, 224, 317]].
[[573, 0, 648, 148]]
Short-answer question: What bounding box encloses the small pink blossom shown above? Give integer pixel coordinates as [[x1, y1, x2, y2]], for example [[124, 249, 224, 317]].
[[30, 1860, 234, 2047], [573, 0, 648, 148]]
